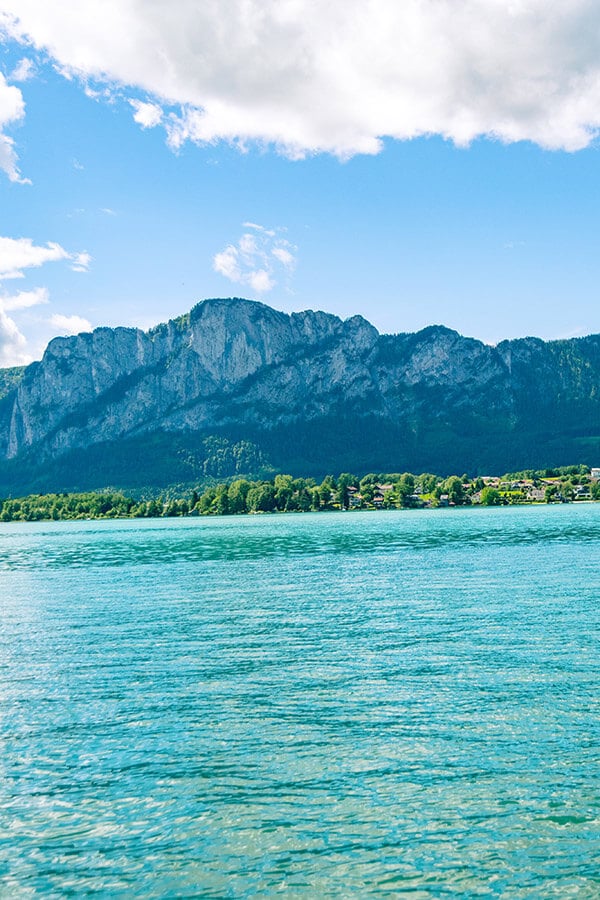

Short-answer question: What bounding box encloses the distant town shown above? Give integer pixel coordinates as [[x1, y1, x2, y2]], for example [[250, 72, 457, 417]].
[[0, 465, 599, 522]]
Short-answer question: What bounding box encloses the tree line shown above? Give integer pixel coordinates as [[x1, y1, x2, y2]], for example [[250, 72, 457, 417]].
[[0, 492, 190, 522], [0, 465, 598, 521]]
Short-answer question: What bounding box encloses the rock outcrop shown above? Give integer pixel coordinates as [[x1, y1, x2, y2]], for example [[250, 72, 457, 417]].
[[0, 297, 599, 491]]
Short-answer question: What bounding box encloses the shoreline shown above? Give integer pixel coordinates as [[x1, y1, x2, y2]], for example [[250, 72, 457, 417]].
[[0, 497, 597, 526]]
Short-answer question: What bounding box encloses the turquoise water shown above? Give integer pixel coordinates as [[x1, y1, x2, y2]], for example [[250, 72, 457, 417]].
[[1, 505, 599, 897]]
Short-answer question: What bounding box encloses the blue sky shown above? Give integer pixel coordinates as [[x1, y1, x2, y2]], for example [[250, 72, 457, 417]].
[[2, 2, 600, 364]]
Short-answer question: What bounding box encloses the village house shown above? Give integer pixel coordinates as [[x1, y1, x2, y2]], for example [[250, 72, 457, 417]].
[[347, 487, 362, 508], [527, 487, 546, 502]]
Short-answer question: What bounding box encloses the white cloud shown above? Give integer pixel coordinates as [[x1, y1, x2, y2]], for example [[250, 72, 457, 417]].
[[0, 237, 92, 362], [239, 233, 257, 256], [272, 247, 295, 268], [130, 99, 162, 129], [213, 225, 297, 294], [0, 286, 49, 310], [0, 240, 93, 359], [0, 237, 68, 279], [243, 222, 272, 233], [0, 307, 28, 365], [49, 313, 92, 335], [5, 3, 600, 155], [9, 57, 34, 82], [0, 236, 90, 279], [213, 245, 242, 283], [0, 287, 49, 365], [0, 70, 26, 181], [248, 269, 274, 293], [70, 251, 91, 272]]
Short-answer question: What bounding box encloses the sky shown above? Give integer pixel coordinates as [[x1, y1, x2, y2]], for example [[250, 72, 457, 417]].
[[2, 2, 600, 365]]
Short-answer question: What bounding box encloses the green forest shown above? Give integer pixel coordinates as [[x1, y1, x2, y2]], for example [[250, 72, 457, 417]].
[[0, 465, 598, 522]]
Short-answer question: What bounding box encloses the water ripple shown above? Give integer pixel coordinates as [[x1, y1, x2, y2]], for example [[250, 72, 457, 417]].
[[1, 505, 599, 896]]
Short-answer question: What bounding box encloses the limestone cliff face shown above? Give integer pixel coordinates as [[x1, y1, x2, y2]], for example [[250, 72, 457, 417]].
[[1, 297, 599, 482], [1, 299, 373, 459]]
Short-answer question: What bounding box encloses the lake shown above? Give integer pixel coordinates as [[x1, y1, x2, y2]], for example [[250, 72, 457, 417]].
[[1, 505, 599, 897]]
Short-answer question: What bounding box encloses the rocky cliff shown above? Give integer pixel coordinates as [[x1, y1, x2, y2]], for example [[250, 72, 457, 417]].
[[0, 297, 599, 492]]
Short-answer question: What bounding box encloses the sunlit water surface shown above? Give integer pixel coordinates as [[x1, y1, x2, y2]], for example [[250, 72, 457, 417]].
[[1, 505, 599, 897]]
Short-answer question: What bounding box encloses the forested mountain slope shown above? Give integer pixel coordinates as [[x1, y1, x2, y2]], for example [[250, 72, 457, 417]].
[[0, 297, 599, 493]]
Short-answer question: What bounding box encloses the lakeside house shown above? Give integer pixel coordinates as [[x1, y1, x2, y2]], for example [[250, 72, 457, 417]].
[[527, 487, 546, 502], [347, 486, 362, 508], [575, 485, 592, 499]]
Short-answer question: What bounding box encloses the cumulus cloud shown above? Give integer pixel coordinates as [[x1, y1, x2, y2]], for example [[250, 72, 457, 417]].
[[0, 236, 90, 279], [129, 98, 162, 129], [0, 306, 93, 365], [4, 2, 600, 155], [213, 225, 296, 294], [0, 237, 92, 361], [49, 313, 92, 335], [0, 308, 28, 365], [0, 70, 26, 181], [0, 285, 48, 365]]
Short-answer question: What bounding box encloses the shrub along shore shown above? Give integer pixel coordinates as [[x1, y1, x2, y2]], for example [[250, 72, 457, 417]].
[[0, 465, 598, 522]]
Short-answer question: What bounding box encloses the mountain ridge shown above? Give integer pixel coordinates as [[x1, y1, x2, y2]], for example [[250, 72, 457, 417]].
[[0, 297, 599, 493]]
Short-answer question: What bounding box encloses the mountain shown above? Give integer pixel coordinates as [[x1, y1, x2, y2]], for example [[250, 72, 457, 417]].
[[0, 297, 599, 493]]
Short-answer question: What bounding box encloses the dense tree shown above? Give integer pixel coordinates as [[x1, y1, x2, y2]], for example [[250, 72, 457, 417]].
[[246, 482, 276, 512], [274, 474, 293, 510], [443, 476, 465, 505], [0, 463, 597, 523], [418, 473, 438, 494], [296, 487, 313, 511], [480, 486, 501, 506], [396, 474, 417, 508], [336, 473, 357, 510], [561, 481, 575, 502], [214, 484, 230, 516], [228, 479, 252, 514], [318, 479, 334, 508], [198, 488, 216, 514]]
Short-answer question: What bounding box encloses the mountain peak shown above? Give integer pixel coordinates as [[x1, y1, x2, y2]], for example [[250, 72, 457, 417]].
[[0, 297, 599, 491]]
